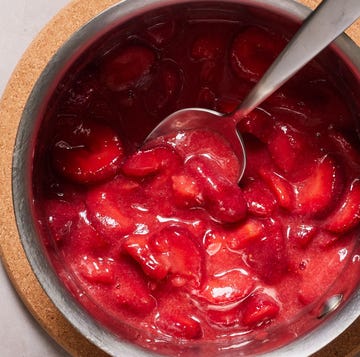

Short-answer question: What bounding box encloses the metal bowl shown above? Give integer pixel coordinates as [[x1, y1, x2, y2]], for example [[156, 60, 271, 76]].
[[12, 0, 360, 356]]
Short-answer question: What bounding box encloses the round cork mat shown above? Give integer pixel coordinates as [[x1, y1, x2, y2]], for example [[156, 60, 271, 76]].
[[0, 0, 359, 356]]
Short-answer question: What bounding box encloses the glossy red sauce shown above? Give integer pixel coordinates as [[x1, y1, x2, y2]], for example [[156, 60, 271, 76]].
[[33, 4, 360, 355]]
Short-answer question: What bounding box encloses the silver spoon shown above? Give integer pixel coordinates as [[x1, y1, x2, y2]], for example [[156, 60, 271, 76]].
[[146, 0, 360, 181]]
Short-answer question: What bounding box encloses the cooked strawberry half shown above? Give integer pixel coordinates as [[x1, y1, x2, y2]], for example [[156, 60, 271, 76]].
[[122, 145, 182, 177], [52, 120, 124, 184], [238, 108, 274, 143], [113, 255, 156, 314], [143, 59, 184, 114], [86, 186, 134, 238], [227, 218, 265, 250], [123, 234, 168, 280], [186, 156, 247, 223], [149, 225, 204, 288], [198, 269, 254, 305], [190, 33, 225, 61], [296, 155, 343, 217], [244, 219, 288, 284], [242, 179, 278, 216], [171, 174, 204, 208], [242, 293, 280, 327], [73, 255, 116, 285], [324, 178, 360, 233], [267, 122, 308, 173], [156, 310, 203, 340], [230, 26, 286, 82], [100, 45, 156, 91], [259, 167, 295, 211]]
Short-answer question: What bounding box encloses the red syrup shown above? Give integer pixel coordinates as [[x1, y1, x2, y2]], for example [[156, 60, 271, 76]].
[[33, 3, 360, 356]]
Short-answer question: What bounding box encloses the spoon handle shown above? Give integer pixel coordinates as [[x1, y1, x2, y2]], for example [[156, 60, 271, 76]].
[[237, 0, 360, 116]]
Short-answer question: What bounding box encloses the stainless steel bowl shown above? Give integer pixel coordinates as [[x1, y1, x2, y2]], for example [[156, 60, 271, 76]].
[[12, 0, 360, 356]]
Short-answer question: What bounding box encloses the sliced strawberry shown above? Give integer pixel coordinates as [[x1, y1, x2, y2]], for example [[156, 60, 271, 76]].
[[227, 218, 265, 250], [259, 167, 295, 211], [86, 186, 134, 238], [230, 26, 286, 82], [113, 255, 156, 314], [242, 179, 278, 216], [267, 122, 308, 173], [190, 33, 225, 61], [52, 120, 124, 184], [156, 310, 203, 339], [73, 255, 116, 285], [287, 223, 318, 248], [122, 145, 182, 177], [198, 269, 254, 305], [123, 234, 168, 280], [150, 225, 204, 288], [244, 219, 288, 284], [296, 155, 343, 217], [324, 178, 360, 233], [171, 174, 204, 208], [101, 45, 156, 91], [186, 156, 247, 223], [242, 293, 280, 327], [143, 59, 184, 114]]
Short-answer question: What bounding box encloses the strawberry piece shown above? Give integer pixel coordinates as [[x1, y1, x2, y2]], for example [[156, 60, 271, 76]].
[[164, 128, 241, 182], [73, 255, 116, 285], [244, 219, 288, 284], [113, 255, 156, 314], [186, 156, 247, 223], [267, 122, 308, 173], [287, 223, 318, 248], [171, 174, 204, 208], [230, 26, 286, 82], [242, 179, 277, 216], [150, 226, 204, 288], [86, 186, 134, 238], [122, 145, 182, 177], [259, 167, 295, 211], [123, 234, 168, 280], [191, 33, 224, 61], [324, 178, 360, 233], [52, 120, 124, 184], [296, 155, 342, 217], [144, 59, 184, 114], [156, 310, 203, 339], [101, 45, 156, 91], [227, 218, 265, 250], [242, 293, 280, 327], [198, 269, 254, 305]]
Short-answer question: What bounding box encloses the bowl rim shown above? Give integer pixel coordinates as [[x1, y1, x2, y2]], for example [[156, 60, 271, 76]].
[[12, 0, 360, 356]]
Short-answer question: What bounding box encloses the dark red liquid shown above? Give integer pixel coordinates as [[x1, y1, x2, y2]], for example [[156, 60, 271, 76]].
[[33, 3, 360, 356]]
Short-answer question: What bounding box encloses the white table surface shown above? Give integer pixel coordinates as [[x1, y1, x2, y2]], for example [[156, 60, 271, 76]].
[[0, 1, 71, 355]]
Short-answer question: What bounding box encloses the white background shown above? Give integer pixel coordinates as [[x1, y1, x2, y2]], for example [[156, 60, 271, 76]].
[[0, 1, 71, 355]]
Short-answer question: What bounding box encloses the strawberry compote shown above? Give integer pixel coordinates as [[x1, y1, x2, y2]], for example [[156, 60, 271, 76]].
[[33, 3, 360, 356]]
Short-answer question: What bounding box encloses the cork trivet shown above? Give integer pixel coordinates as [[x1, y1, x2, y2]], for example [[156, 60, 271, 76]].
[[0, 1, 359, 356]]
